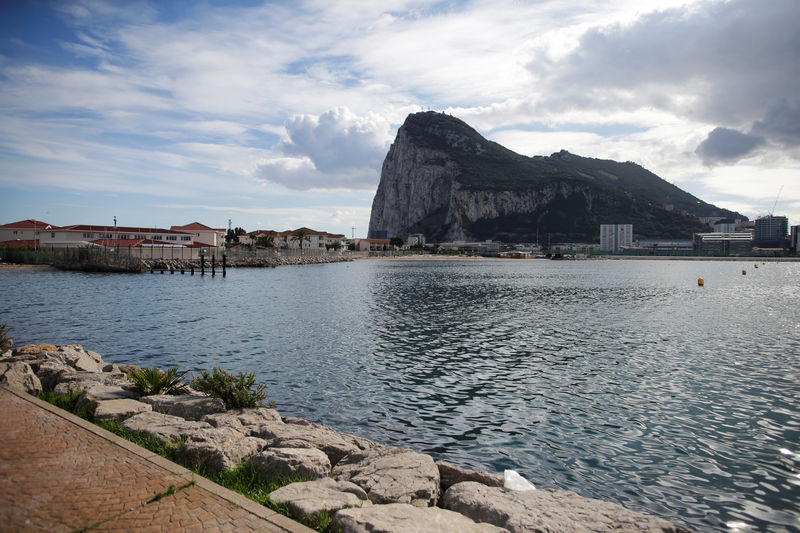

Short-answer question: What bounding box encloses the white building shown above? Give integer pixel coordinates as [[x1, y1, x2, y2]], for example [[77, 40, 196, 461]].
[[407, 233, 426, 247], [600, 224, 633, 252], [170, 222, 225, 249], [0, 219, 54, 248], [37, 224, 196, 249]]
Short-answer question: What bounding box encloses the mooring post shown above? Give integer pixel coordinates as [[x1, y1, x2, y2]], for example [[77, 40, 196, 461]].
[[200, 253, 205, 276], [191, 265, 194, 275], [222, 253, 227, 277], [212, 254, 216, 277]]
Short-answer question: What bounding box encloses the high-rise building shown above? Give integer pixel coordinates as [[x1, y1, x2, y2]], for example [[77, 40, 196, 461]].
[[753, 215, 788, 248], [790, 225, 799, 252], [600, 224, 633, 252]]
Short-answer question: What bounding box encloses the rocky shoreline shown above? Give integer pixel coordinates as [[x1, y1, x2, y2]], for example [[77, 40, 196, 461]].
[[0, 343, 690, 532]]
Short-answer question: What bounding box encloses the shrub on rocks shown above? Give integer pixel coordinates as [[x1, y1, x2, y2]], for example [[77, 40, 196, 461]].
[[190, 367, 269, 409], [129, 366, 187, 395]]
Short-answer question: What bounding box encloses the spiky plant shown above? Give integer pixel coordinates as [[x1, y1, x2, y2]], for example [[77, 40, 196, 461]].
[[190, 367, 268, 409], [129, 366, 187, 396]]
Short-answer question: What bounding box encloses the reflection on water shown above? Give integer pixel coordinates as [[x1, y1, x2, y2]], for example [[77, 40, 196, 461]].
[[1, 259, 798, 531]]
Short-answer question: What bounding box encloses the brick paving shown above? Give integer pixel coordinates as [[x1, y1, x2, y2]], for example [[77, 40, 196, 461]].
[[0, 386, 313, 532]]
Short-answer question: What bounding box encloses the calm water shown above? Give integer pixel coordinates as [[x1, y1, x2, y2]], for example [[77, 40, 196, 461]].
[[1, 259, 798, 531]]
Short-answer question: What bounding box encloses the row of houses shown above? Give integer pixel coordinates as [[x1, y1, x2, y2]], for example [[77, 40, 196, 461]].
[[0, 219, 393, 253], [0, 220, 225, 250]]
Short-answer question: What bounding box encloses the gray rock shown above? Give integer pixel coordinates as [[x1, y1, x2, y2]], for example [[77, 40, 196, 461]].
[[259, 417, 375, 466], [93, 399, 152, 421], [442, 482, 687, 533], [333, 447, 440, 507], [49, 346, 104, 373], [122, 411, 212, 444], [74, 384, 138, 414], [35, 361, 76, 391], [437, 461, 504, 492], [203, 407, 283, 433], [334, 503, 509, 533], [1, 349, 11, 360], [250, 448, 331, 481], [0, 361, 42, 395], [140, 394, 226, 421], [53, 370, 131, 395], [102, 363, 121, 373], [269, 478, 370, 517], [176, 427, 266, 474]]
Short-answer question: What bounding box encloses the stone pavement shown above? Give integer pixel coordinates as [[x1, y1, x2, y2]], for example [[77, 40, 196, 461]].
[[0, 386, 314, 532]]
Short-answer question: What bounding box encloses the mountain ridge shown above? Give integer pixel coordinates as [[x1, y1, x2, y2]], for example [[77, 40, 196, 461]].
[[368, 111, 743, 243]]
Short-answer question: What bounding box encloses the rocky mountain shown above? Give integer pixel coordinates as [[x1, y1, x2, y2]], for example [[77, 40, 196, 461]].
[[368, 112, 743, 243]]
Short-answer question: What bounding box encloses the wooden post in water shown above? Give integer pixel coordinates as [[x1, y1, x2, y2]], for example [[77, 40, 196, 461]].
[[222, 253, 227, 277], [212, 254, 216, 277], [190, 265, 194, 275], [200, 252, 205, 276]]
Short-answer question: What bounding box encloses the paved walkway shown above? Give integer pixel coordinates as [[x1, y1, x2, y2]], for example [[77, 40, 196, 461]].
[[0, 386, 314, 532]]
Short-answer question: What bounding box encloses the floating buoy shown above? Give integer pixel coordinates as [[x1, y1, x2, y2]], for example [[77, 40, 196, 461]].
[[754, 264, 758, 269], [697, 278, 704, 286], [742, 270, 747, 275]]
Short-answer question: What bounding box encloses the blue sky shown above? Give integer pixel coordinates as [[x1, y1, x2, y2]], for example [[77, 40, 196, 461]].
[[1, 0, 798, 236]]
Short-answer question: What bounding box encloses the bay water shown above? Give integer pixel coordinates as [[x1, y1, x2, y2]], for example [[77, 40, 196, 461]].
[[1, 258, 798, 531]]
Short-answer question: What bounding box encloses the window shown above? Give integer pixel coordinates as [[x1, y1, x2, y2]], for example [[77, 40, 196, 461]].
[[134, 234, 146, 240], [181, 236, 191, 241], [119, 234, 129, 240], [82, 233, 94, 239], [166, 235, 177, 241], [152, 235, 162, 240]]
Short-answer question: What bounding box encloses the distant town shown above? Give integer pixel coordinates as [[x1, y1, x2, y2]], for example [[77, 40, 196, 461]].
[[1, 214, 798, 259]]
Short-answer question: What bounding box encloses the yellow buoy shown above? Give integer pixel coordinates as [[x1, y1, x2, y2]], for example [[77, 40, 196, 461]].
[[754, 264, 759, 268], [697, 278, 704, 286], [742, 270, 747, 275]]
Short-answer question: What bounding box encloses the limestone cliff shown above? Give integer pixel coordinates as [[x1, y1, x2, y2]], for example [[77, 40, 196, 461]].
[[368, 112, 742, 243]]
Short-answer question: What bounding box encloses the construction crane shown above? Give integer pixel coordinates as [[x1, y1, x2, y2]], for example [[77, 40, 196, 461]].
[[768, 185, 784, 216]]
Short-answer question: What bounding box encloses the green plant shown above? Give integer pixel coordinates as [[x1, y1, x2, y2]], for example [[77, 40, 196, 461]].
[[129, 366, 187, 395], [0, 323, 11, 353], [96, 418, 184, 461], [39, 388, 84, 413], [190, 367, 269, 409]]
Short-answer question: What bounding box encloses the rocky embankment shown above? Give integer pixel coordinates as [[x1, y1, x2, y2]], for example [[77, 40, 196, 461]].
[[0, 343, 690, 533], [141, 254, 351, 272]]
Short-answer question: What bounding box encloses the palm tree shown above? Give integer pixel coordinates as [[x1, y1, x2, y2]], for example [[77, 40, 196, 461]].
[[290, 229, 311, 252]]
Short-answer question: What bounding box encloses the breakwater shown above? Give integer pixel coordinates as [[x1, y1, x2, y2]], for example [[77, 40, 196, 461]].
[[1, 342, 687, 532], [141, 254, 351, 272]]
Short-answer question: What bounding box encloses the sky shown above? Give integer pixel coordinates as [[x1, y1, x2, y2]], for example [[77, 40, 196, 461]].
[[1, 0, 798, 237]]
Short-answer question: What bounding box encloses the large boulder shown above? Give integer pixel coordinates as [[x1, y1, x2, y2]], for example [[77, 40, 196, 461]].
[[203, 407, 283, 433], [93, 399, 152, 421], [333, 447, 440, 507], [442, 482, 688, 533], [0, 361, 42, 395], [74, 384, 138, 414], [437, 462, 503, 492], [122, 411, 212, 444], [35, 361, 76, 391], [269, 478, 371, 517], [258, 417, 376, 466], [176, 427, 266, 474], [250, 448, 331, 481], [14, 344, 57, 355], [53, 370, 131, 395], [140, 394, 226, 421], [333, 503, 509, 533]]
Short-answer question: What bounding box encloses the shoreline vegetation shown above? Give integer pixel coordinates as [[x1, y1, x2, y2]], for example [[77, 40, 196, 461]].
[[0, 339, 690, 532]]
